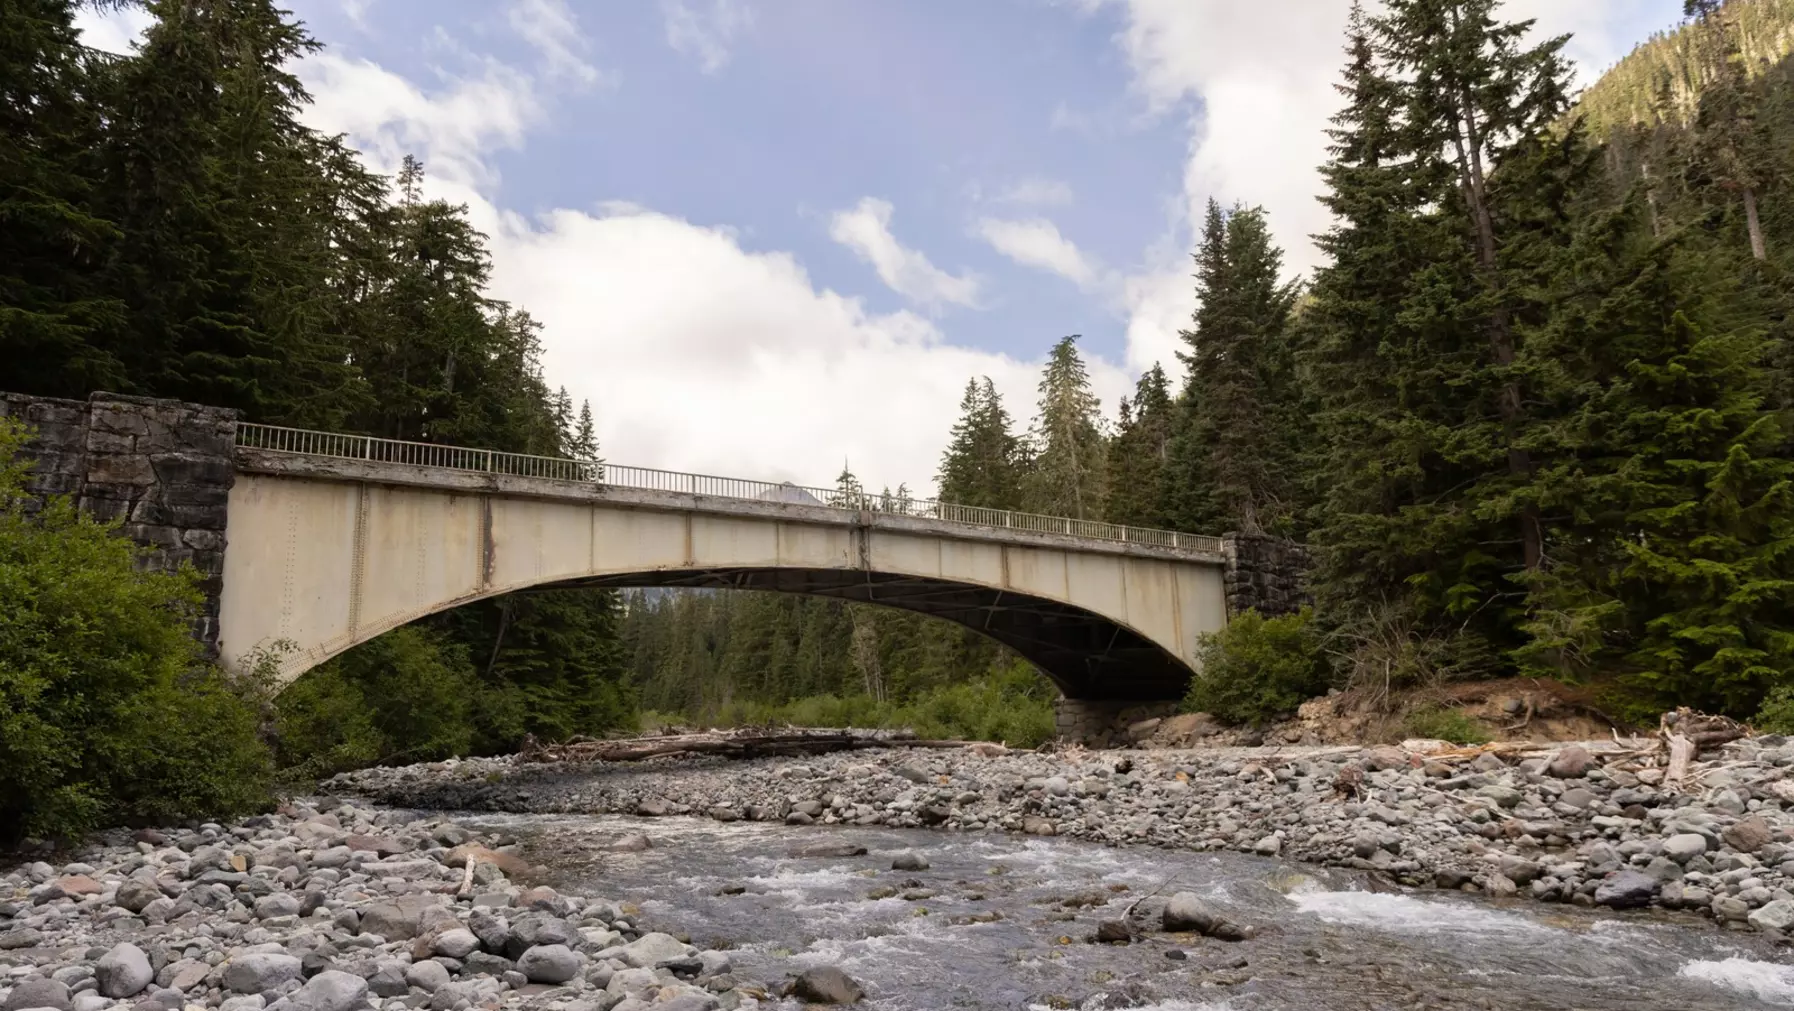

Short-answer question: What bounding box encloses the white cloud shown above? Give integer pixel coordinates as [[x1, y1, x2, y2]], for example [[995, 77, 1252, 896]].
[[297, 52, 1132, 495], [994, 177, 1075, 206], [71, 4, 153, 55], [508, 0, 606, 87], [829, 198, 983, 311], [974, 217, 1103, 291], [342, 0, 375, 30], [301, 53, 541, 192], [661, 0, 753, 75]]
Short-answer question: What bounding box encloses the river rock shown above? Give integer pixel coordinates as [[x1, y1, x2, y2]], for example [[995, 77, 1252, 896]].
[[619, 933, 690, 968], [1725, 816, 1773, 854], [791, 966, 862, 1004], [401, 960, 446, 989], [1022, 817, 1055, 836], [468, 909, 508, 952], [431, 928, 480, 959], [4, 979, 71, 1011], [516, 944, 580, 984], [223, 953, 303, 994], [1750, 899, 1794, 932], [254, 893, 301, 920], [1546, 745, 1593, 779], [505, 912, 576, 957], [95, 943, 153, 998], [281, 970, 367, 1011], [1254, 835, 1282, 856], [1162, 892, 1222, 934], [114, 878, 162, 914], [1594, 871, 1659, 909], [891, 852, 929, 872], [1663, 833, 1709, 864], [612, 833, 652, 852]]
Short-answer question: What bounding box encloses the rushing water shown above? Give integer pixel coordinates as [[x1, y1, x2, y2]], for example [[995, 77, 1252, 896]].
[[461, 812, 1794, 1010]]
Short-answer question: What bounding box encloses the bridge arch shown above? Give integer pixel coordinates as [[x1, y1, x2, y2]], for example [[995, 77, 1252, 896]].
[[217, 439, 1231, 702]]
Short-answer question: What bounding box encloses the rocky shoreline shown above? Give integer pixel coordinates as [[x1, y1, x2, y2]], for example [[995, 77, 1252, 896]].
[[327, 733, 1794, 935], [0, 801, 852, 1011]]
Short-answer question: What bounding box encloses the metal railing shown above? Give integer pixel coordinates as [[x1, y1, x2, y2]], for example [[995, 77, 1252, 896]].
[[235, 423, 1224, 554]]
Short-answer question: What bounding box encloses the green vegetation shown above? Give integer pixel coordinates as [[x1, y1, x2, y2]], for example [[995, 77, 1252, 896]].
[[642, 660, 1056, 748], [0, 421, 271, 841], [13, 0, 1794, 801], [1181, 610, 1330, 727], [1403, 709, 1494, 747]]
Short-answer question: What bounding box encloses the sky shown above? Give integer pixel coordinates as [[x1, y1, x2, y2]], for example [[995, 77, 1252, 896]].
[[76, 0, 1685, 496]]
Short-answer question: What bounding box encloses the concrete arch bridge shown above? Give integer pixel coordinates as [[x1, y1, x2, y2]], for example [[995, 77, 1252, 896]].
[[1, 393, 1306, 739]]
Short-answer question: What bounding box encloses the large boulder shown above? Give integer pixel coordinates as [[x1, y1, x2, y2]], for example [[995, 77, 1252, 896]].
[[1545, 745, 1593, 779], [95, 943, 153, 998], [3, 979, 71, 1011], [791, 967, 862, 1004], [503, 913, 576, 959], [223, 953, 303, 994], [281, 970, 367, 1011], [431, 929, 480, 960], [114, 879, 162, 914], [1161, 892, 1223, 934], [619, 933, 691, 969], [1724, 816, 1773, 855], [403, 961, 450, 994], [1663, 833, 1709, 864], [1594, 871, 1658, 909], [515, 945, 580, 984], [1750, 899, 1794, 933]]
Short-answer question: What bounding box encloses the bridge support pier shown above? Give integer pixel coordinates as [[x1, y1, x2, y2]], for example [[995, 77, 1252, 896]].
[[1054, 697, 1181, 748]]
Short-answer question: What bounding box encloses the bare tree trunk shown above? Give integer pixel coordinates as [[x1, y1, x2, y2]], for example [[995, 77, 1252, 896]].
[[1641, 160, 1663, 238], [1744, 188, 1768, 260]]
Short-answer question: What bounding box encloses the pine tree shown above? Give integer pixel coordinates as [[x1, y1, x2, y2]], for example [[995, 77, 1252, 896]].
[[0, 0, 125, 397], [1685, 0, 1771, 260], [1308, 0, 1587, 651], [1165, 202, 1301, 535], [1024, 336, 1107, 520], [936, 377, 1027, 509], [1105, 365, 1174, 528]]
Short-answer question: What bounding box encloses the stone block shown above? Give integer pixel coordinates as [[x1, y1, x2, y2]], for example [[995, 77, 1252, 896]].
[[87, 453, 155, 485]]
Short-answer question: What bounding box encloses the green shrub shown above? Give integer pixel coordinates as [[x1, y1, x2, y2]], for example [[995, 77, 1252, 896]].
[[0, 420, 273, 841], [1182, 608, 1329, 726], [1402, 707, 1491, 745], [661, 659, 1057, 748], [274, 625, 477, 776], [1755, 684, 1794, 734]]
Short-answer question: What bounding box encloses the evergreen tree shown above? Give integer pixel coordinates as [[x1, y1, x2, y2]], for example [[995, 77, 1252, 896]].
[[936, 377, 1027, 509], [1308, 0, 1587, 652], [0, 0, 125, 397], [1105, 365, 1174, 528], [1024, 336, 1107, 520], [1685, 0, 1772, 260], [1166, 202, 1301, 535]]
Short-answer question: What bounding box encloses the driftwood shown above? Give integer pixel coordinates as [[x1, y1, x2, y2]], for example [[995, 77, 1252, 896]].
[[517, 728, 1006, 765]]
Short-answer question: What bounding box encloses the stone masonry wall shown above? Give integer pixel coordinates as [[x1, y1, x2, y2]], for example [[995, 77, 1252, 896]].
[[1, 392, 239, 656], [1053, 698, 1181, 749], [1221, 532, 1310, 619]]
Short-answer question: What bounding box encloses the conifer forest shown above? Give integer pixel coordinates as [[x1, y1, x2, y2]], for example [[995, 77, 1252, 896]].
[[9, 0, 1794, 816]]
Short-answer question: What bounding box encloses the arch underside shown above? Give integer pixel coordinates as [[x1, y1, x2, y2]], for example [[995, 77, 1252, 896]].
[[562, 567, 1196, 701]]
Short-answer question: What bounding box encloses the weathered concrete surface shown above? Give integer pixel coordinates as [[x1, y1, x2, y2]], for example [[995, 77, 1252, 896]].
[[219, 451, 1231, 701], [1, 392, 237, 655]]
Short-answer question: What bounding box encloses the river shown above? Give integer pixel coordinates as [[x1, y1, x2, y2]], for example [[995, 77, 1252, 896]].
[[459, 811, 1794, 1010]]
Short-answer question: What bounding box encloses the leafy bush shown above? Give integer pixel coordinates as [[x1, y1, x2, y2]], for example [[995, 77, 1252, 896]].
[[1182, 608, 1330, 726], [0, 420, 273, 841], [1755, 684, 1794, 734], [274, 625, 478, 777], [663, 659, 1057, 748], [1402, 707, 1492, 745]]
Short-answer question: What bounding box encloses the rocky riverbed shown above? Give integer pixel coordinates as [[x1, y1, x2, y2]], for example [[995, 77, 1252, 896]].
[[0, 801, 841, 1011], [327, 733, 1794, 934]]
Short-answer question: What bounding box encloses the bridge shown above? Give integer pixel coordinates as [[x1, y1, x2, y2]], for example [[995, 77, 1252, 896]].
[[4, 393, 1307, 738]]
